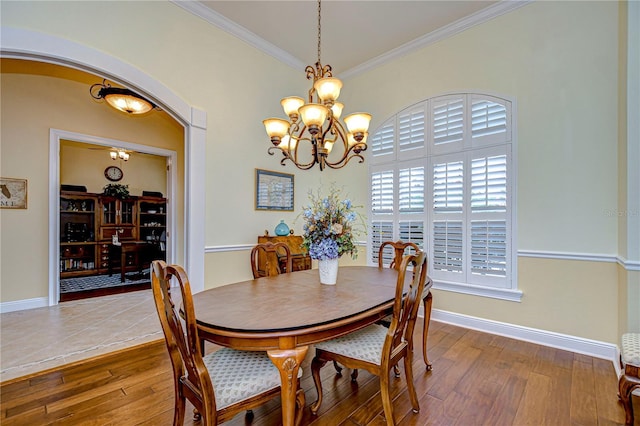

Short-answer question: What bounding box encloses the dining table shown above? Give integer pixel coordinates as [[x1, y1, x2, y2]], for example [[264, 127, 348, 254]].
[[192, 265, 418, 426]]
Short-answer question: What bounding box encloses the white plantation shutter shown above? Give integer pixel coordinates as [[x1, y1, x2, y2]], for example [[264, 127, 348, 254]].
[[398, 106, 425, 156], [471, 155, 507, 212], [433, 97, 464, 147], [371, 171, 394, 213], [433, 221, 463, 273], [399, 221, 424, 248], [368, 92, 516, 298], [433, 160, 463, 213], [470, 220, 507, 277], [371, 120, 395, 159], [471, 95, 511, 145], [399, 166, 424, 213], [371, 221, 394, 265]]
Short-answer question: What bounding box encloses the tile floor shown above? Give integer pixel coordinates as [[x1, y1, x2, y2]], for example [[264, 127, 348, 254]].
[[0, 290, 162, 383]]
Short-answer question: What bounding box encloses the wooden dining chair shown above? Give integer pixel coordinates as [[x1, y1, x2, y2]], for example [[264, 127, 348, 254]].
[[379, 240, 433, 371], [151, 260, 305, 425], [310, 251, 428, 425], [250, 242, 293, 278]]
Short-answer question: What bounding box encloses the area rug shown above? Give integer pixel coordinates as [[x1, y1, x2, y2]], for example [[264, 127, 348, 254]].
[[60, 270, 150, 294]]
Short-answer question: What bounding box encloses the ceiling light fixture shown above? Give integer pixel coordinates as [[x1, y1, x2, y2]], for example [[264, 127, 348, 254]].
[[110, 148, 130, 162], [262, 0, 371, 171], [90, 79, 155, 115]]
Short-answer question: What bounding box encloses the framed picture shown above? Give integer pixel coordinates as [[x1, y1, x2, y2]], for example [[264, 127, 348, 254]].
[[255, 169, 294, 211], [0, 177, 28, 209]]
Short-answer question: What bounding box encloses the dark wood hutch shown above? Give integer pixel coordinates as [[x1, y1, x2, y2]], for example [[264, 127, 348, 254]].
[[60, 190, 166, 279]]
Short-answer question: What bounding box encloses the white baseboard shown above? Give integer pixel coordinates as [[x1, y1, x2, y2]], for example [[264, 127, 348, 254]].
[[0, 297, 49, 313], [419, 307, 620, 375]]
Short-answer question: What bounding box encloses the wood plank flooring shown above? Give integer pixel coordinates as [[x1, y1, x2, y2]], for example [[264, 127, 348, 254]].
[[1, 320, 635, 425]]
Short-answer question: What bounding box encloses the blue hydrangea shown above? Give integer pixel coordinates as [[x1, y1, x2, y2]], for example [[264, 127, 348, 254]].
[[308, 238, 339, 260]]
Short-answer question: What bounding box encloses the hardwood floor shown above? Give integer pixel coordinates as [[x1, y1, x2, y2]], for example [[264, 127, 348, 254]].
[[1, 320, 635, 425]]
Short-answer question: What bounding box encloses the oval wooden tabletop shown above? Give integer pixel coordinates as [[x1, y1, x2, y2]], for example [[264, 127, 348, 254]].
[[192, 266, 401, 333]]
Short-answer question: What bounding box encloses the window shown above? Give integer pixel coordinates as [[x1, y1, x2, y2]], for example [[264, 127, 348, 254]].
[[368, 93, 520, 301]]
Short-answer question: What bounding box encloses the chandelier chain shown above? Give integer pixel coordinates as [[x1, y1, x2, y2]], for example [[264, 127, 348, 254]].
[[317, 0, 322, 64]]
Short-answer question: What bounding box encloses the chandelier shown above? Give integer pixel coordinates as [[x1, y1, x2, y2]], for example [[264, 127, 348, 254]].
[[262, 0, 371, 171], [90, 79, 155, 115]]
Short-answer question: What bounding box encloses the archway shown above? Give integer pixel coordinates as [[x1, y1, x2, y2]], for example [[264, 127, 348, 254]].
[[1, 27, 206, 304]]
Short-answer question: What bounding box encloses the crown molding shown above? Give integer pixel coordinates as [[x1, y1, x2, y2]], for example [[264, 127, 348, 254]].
[[170, 0, 306, 71], [171, 0, 533, 79], [341, 0, 533, 79]]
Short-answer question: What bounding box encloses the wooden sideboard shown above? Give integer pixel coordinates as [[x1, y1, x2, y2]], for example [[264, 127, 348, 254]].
[[257, 234, 311, 274]]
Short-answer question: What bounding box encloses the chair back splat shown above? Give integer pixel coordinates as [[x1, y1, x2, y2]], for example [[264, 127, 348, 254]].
[[250, 242, 293, 278], [310, 252, 428, 425], [378, 240, 420, 271], [387, 252, 428, 368], [376, 240, 433, 370], [151, 260, 304, 425]]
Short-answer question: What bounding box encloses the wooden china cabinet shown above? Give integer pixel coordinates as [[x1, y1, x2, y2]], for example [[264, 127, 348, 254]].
[[59, 191, 98, 278], [59, 190, 166, 279], [98, 196, 137, 241]]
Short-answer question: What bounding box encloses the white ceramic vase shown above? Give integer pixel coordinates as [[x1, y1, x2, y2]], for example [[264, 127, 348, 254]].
[[318, 258, 339, 285]]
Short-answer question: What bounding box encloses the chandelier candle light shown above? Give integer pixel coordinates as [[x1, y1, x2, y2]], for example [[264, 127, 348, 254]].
[[263, 0, 372, 171]]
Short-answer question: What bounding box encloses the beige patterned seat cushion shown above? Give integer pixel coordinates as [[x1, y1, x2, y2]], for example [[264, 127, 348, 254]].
[[621, 333, 640, 367], [203, 348, 302, 410], [315, 324, 388, 365]]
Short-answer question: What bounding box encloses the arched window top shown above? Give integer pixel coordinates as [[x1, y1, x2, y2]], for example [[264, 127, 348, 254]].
[[370, 93, 512, 164]]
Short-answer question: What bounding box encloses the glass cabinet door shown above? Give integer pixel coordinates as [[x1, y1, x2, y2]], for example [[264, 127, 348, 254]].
[[102, 199, 117, 225], [120, 200, 135, 225]]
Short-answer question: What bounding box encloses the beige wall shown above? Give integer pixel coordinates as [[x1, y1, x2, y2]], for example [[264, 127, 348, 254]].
[[1, 1, 636, 344], [346, 0, 632, 343], [0, 63, 184, 302], [61, 140, 167, 196]]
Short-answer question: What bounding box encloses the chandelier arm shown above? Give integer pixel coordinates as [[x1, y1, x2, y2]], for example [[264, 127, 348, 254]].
[[268, 146, 315, 170], [285, 154, 318, 170], [329, 119, 349, 148], [324, 153, 366, 169]]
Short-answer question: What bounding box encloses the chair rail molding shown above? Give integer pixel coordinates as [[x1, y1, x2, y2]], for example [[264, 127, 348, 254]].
[[518, 249, 640, 271]]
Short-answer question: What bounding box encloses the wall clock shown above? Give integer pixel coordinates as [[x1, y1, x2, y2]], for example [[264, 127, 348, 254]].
[[104, 166, 124, 182]]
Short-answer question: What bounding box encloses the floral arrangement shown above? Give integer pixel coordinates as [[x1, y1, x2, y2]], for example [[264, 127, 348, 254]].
[[300, 185, 365, 260], [102, 183, 130, 200]]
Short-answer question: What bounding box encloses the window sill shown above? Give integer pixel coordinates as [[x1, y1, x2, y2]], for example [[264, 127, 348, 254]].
[[432, 279, 523, 302]]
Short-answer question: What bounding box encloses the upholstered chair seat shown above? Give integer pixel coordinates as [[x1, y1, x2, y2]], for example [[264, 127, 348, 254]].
[[315, 325, 387, 365], [618, 332, 640, 425], [205, 348, 302, 410]]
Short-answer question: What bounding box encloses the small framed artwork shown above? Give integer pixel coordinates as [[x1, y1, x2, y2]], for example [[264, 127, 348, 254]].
[[0, 177, 28, 209], [255, 169, 294, 211]]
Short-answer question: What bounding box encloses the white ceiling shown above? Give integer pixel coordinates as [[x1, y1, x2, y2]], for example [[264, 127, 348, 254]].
[[175, 1, 525, 77]]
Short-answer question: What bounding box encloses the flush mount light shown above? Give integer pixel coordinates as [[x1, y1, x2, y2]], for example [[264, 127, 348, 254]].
[[90, 79, 155, 115]]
